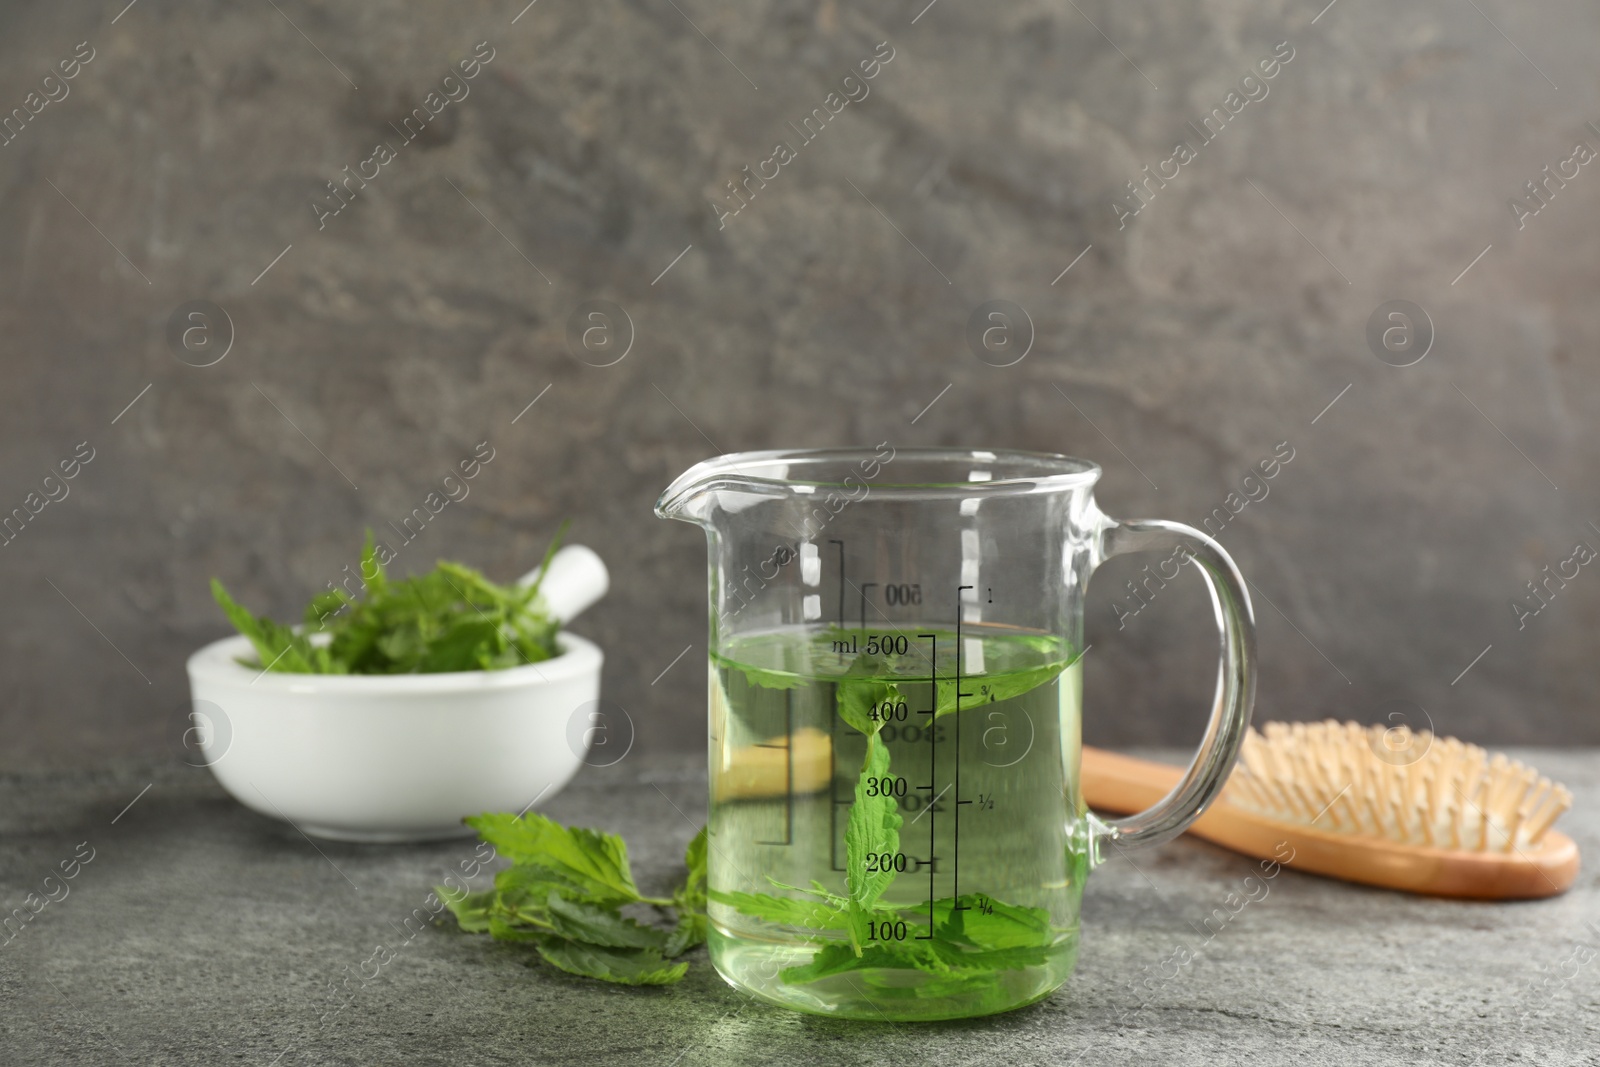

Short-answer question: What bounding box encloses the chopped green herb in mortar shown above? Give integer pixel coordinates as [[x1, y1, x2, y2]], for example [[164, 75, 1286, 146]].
[[210, 523, 568, 674]]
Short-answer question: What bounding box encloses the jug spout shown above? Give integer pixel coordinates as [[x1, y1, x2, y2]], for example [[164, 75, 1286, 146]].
[[655, 448, 899, 528]]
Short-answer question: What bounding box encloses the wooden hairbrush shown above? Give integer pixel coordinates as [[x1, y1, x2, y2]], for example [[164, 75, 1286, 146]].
[[1083, 720, 1579, 899]]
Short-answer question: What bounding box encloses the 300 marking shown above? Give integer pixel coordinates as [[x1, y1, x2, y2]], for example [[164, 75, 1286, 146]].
[[864, 775, 907, 798]]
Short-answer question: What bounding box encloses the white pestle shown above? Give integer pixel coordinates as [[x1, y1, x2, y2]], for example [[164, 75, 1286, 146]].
[[517, 544, 609, 624]]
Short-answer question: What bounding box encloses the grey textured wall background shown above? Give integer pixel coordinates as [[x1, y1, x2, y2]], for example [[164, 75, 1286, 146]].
[[1, 0, 1597, 771]]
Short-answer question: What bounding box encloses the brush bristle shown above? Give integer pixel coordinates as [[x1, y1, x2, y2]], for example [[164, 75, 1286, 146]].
[[1225, 720, 1572, 852]]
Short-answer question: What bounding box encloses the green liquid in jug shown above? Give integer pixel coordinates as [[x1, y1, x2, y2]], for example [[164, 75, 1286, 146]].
[[707, 624, 1086, 1020]]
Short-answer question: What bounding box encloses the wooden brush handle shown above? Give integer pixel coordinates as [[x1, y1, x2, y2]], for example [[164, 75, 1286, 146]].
[[1081, 746, 1581, 900]]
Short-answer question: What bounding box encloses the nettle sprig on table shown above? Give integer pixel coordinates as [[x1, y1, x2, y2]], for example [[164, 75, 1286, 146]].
[[440, 813, 707, 986]]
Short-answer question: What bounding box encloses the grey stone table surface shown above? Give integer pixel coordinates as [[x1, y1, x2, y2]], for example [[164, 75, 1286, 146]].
[[2, 750, 1597, 1067]]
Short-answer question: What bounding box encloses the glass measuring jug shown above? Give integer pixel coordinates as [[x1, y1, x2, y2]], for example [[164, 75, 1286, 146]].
[[656, 447, 1256, 1021]]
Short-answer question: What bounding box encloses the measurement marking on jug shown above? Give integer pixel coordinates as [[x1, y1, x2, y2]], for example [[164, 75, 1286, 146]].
[[829, 539, 845, 626], [755, 691, 795, 846], [858, 582, 877, 629], [952, 586, 972, 912], [920, 632, 938, 939]]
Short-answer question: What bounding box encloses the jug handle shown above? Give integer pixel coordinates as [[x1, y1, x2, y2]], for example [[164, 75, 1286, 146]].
[[1084, 516, 1257, 864]]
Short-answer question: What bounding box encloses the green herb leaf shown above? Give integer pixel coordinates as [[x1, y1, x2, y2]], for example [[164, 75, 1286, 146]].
[[533, 938, 688, 986], [664, 827, 710, 956], [663, 912, 707, 958], [469, 812, 644, 906], [210, 579, 332, 673], [843, 730, 903, 954], [934, 895, 1054, 951], [678, 826, 707, 911], [544, 892, 669, 951], [932, 661, 1066, 719], [436, 887, 497, 934], [707, 888, 847, 930], [836, 678, 898, 735]]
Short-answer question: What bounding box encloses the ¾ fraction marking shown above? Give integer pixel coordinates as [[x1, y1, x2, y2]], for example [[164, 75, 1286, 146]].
[[1452, 244, 1494, 286], [651, 644, 694, 685], [911, 383, 952, 424], [1051, 244, 1093, 285], [910, 0, 941, 24], [111, 383, 153, 425], [111, 0, 141, 24], [511, 382, 553, 424], [1450, 643, 1493, 686], [111, 782, 152, 823], [44, 578, 151, 684], [252, 243, 294, 286], [651, 244, 693, 286], [512, 0, 539, 23], [1310, 0, 1340, 25], [1311, 383, 1352, 425]]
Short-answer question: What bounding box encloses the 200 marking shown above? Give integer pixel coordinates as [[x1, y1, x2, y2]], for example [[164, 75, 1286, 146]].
[[864, 851, 908, 874]]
